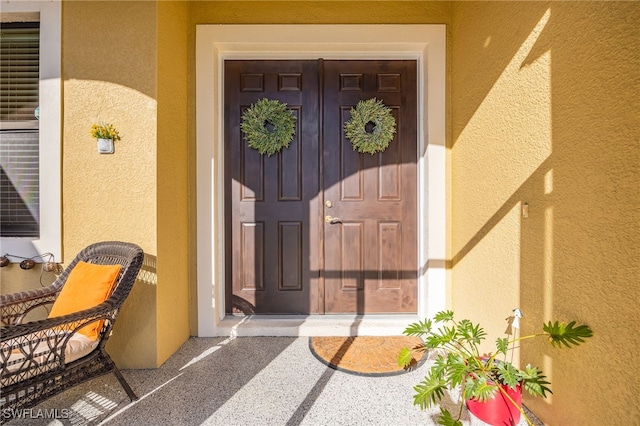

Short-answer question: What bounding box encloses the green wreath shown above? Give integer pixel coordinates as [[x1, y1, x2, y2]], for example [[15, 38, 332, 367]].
[[344, 98, 396, 155], [241, 98, 296, 156]]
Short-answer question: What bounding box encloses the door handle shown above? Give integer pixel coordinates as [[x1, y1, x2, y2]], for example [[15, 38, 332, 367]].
[[325, 215, 343, 225]]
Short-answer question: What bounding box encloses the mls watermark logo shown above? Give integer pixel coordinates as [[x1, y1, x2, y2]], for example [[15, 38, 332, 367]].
[[1, 408, 70, 421]]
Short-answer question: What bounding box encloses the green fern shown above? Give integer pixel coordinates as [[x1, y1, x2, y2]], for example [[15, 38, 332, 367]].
[[496, 337, 509, 355], [397, 310, 592, 426], [432, 355, 450, 379], [497, 362, 520, 388], [424, 326, 456, 349], [434, 310, 455, 322], [437, 408, 463, 426], [446, 353, 468, 388], [457, 320, 487, 346], [397, 347, 415, 368], [519, 364, 552, 397], [402, 318, 432, 337], [413, 368, 448, 410], [464, 375, 498, 402], [544, 321, 593, 348]]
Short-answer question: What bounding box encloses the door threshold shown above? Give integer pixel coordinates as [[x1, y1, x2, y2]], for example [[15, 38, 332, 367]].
[[215, 314, 421, 337]]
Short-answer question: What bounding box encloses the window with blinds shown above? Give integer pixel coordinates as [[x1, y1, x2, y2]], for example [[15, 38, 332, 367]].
[[0, 22, 40, 237]]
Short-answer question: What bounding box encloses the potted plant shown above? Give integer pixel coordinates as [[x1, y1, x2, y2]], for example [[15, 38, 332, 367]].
[[398, 310, 593, 426], [90, 121, 121, 154]]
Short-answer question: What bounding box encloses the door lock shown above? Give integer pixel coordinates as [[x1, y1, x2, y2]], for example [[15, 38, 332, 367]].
[[325, 200, 333, 208]]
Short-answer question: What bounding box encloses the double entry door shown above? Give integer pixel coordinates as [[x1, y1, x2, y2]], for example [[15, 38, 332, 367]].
[[224, 60, 417, 314]]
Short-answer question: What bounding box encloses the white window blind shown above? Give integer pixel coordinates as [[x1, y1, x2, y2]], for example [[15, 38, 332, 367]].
[[0, 22, 40, 237]]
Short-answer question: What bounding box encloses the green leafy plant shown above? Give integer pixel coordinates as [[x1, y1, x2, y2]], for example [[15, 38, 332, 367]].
[[344, 98, 396, 155], [398, 310, 593, 426], [241, 98, 296, 156], [90, 121, 121, 141]]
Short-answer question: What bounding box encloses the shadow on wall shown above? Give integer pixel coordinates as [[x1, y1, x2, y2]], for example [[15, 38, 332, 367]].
[[107, 253, 158, 368], [137, 253, 157, 286], [451, 2, 639, 424]]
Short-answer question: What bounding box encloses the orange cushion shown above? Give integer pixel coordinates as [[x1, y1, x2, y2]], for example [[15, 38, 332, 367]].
[[48, 261, 121, 340]]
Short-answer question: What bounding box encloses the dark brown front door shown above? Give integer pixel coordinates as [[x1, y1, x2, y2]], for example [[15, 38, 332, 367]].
[[322, 61, 418, 313], [224, 60, 417, 314]]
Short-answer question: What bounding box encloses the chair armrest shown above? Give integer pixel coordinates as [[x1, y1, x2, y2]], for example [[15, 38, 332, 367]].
[[1, 327, 69, 382], [0, 300, 117, 341], [1, 300, 117, 386], [0, 285, 60, 326]]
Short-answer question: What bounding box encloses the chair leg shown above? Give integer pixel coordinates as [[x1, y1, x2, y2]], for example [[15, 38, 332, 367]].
[[112, 365, 138, 401]]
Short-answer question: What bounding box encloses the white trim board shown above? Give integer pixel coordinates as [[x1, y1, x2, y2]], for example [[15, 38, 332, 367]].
[[0, 1, 62, 261], [196, 25, 446, 337]]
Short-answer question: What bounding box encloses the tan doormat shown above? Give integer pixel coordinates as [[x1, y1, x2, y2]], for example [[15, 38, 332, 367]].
[[309, 336, 425, 376]]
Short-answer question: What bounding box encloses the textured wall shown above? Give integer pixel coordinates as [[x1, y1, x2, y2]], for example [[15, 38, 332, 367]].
[[451, 2, 640, 424], [3, 0, 451, 368], [62, 1, 192, 369], [189, 1, 451, 24], [62, 1, 159, 368], [157, 1, 191, 366], [5, 6, 638, 423], [0, 267, 56, 303]]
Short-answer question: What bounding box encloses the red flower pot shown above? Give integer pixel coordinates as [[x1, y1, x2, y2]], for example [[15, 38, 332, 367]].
[[466, 383, 522, 426]]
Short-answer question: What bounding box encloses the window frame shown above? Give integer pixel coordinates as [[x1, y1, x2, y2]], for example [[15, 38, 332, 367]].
[[1, 1, 61, 261]]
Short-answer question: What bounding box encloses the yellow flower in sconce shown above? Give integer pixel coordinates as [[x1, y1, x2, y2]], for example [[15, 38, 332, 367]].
[[90, 122, 121, 141]]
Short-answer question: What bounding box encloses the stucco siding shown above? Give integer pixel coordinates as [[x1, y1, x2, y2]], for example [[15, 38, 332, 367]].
[[451, 2, 640, 424], [189, 1, 451, 25], [2, 3, 638, 424], [157, 1, 191, 367], [62, 0, 159, 368]]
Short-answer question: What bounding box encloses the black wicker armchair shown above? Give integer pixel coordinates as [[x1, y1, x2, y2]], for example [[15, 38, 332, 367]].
[[0, 241, 144, 423]]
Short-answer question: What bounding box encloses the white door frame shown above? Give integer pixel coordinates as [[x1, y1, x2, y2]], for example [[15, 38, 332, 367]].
[[196, 25, 446, 336]]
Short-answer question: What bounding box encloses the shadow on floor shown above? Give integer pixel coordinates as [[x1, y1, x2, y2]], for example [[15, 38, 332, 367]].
[[5, 337, 542, 426]]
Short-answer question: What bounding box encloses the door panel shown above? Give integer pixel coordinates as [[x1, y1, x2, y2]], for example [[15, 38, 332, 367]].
[[322, 60, 417, 313], [225, 59, 417, 314], [225, 60, 320, 314]]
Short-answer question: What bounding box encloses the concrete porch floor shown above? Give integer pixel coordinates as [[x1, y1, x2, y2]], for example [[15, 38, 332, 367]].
[[7, 337, 543, 426]]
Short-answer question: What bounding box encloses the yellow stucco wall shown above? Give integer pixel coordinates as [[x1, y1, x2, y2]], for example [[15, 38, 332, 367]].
[[60, 1, 192, 369], [61, 0, 191, 369], [189, 1, 451, 24], [451, 2, 640, 424], [157, 1, 191, 366], [0, 268, 56, 309], [4, 3, 638, 423], [4, 0, 450, 368]]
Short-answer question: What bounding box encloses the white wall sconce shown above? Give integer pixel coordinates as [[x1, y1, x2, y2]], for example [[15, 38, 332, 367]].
[[97, 138, 115, 154], [90, 121, 121, 154]]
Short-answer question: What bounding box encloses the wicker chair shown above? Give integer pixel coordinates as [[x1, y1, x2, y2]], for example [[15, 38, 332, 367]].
[[0, 241, 144, 423]]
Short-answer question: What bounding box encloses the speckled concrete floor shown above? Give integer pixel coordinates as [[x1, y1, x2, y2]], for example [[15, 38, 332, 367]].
[[6, 337, 543, 426]]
